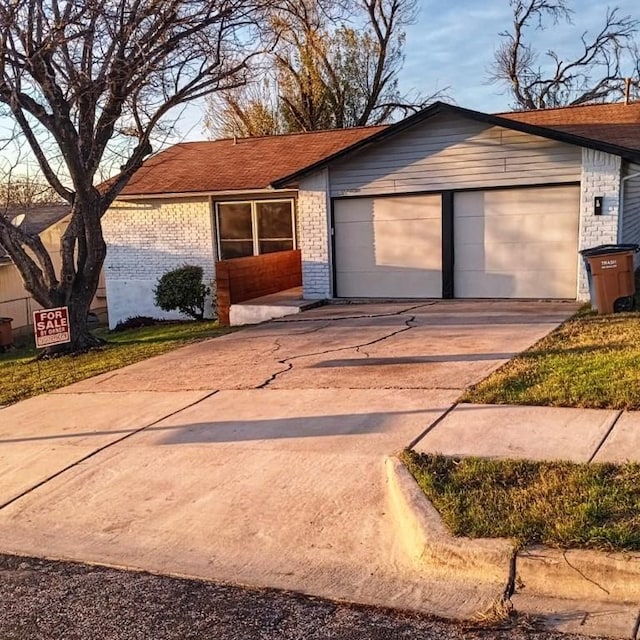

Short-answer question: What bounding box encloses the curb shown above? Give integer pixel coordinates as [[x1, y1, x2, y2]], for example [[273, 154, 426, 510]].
[[386, 455, 640, 637], [385, 456, 515, 587], [516, 546, 640, 602]]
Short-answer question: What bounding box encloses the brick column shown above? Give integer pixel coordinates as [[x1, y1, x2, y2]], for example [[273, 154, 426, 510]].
[[297, 169, 332, 299], [577, 149, 622, 300]]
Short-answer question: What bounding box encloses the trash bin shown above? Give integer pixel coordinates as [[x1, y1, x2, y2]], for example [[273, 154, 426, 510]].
[[580, 244, 639, 314], [0, 317, 13, 348]]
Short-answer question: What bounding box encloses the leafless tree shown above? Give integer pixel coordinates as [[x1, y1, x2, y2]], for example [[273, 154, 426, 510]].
[[0, 0, 266, 353], [490, 0, 640, 110], [0, 174, 61, 212], [206, 0, 447, 137]]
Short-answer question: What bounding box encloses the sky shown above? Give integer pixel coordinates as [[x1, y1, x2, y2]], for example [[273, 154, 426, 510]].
[[401, 0, 640, 112], [166, 0, 640, 144], [3, 0, 640, 173]]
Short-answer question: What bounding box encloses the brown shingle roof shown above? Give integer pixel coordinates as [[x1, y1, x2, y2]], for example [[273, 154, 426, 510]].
[[120, 126, 385, 196], [119, 101, 640, 197], [498, 102, 640, 151]]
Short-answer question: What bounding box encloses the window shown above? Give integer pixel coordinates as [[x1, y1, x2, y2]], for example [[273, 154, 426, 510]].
[[216, 199, 295, 260]]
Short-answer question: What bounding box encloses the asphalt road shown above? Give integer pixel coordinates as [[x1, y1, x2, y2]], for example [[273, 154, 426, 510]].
[[0, 554, 603, 640]]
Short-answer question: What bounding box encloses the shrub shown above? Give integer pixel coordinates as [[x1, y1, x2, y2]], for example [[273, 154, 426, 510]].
[[113, 315, 160, 332], [154, 265, 210, 321]]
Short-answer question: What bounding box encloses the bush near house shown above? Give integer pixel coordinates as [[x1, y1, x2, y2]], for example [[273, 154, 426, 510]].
[[154, 265, 211, 321]]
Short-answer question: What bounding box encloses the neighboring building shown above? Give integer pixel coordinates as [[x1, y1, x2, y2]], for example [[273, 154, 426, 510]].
[[0, 205, 107, 335], [103, 101, 640, 327]]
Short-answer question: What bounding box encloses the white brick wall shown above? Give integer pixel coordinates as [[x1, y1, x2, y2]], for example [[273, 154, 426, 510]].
[[297, 169, 332, 298], [103, 197, 215, 327], [577, 149, 622, 300]]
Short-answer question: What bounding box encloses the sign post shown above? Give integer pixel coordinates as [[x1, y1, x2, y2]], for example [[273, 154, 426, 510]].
[[33, 307, 71, 349]]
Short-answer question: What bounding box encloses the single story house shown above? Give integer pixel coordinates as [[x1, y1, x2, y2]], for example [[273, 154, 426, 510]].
[[0, 205, 108, 335], [104, 101, 640, 327]]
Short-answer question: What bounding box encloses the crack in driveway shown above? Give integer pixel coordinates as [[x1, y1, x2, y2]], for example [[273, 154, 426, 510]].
[[271, 301, 437, 324], [257, 315, 417, 389]]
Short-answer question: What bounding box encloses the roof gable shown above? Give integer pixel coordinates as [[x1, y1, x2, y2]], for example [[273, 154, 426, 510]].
[[0, 204, 70, 263], [271, 102, 640, 188]]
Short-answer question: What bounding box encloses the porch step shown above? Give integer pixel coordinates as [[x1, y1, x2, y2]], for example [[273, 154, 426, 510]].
[[228, 287, 324, 326]]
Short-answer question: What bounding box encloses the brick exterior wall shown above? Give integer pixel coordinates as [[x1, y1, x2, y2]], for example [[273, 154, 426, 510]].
[[297, 169, 332, 298], [577, 149, 622, 300], [103, 197, 215, 327]]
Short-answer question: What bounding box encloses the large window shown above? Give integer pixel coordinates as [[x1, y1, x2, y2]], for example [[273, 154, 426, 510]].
[[216, 199, 295, 260]]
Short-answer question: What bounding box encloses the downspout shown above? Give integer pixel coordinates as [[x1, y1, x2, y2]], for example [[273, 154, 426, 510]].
[[618, 171, 640, 243]]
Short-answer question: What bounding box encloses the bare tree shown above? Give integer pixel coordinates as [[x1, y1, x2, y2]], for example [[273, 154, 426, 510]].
[[0, 0, 266, 353], [0, 175, 62, 212], [207, 0, 446, 137], [491, 0, 640, 110]]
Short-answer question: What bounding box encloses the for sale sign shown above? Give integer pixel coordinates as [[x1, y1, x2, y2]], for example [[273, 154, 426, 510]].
[[33, 307, 71, 348]]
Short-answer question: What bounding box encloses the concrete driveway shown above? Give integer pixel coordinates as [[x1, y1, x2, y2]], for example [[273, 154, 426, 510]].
[[0, 300, 577, 619]]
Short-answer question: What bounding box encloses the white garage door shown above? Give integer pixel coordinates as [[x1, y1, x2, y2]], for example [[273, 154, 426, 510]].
[[334, 195, 442, 297], [454, 186, 580, 298]]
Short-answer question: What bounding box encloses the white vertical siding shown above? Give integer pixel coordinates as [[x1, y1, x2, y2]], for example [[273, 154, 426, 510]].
[[329, 112, 582, 197], [621, 162, 640, 247]]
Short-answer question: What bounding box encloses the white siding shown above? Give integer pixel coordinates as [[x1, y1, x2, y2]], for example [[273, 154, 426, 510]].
[[621, 162, 640, 247], [329, 112, 582, 198]]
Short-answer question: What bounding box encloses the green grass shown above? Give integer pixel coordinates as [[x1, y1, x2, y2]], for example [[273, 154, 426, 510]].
[[401, 450, 640, 551], [462, 309, 640, 409], [0, 321, 233, 406]]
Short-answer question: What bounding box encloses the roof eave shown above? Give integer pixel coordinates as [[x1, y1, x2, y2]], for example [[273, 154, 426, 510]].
[[271, 102, 640, 187], [115, 186, 296, 200]]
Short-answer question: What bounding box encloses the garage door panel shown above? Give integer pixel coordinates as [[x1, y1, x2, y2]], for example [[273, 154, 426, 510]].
[[457, 242, 578, 272], [375, 197, 441, 221], [454, 186, 579, 299], [485, 213, 578, 242], [334, 198, 375, 224], [374, 220, 441, 269], [336, 270, 442, 298], [456, 269, 578, 299], [457, 214, 577, 247], [334, 195, 442, 298], [485, 193, 573, 215]]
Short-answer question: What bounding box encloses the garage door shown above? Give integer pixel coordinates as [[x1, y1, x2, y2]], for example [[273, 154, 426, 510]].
[[454, 186, 580, 298], [334, 195, 442, 297]]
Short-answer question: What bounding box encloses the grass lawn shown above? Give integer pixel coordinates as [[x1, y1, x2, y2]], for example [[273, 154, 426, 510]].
[[0, 321, 233, 406], [401, 450, 640, 551], [462, 309, 640, 410]]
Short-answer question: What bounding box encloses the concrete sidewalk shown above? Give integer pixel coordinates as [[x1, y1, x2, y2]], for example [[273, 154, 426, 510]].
[[413, 403, 640, 463]]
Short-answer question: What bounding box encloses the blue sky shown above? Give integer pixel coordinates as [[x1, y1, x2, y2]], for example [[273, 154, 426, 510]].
[[169, 0, 640, 143], [401, 0, 640, 112], [3, 0, 639, 173]]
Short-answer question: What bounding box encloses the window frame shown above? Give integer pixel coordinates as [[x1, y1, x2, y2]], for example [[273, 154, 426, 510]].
[[215, 198, 296, 260]]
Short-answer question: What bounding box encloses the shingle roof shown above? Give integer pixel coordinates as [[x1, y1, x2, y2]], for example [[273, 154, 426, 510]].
[[499, 102, 640, 152], [118, 101, 640, 197], [0, 204, 70, 263], [119, 126, 386, 196]]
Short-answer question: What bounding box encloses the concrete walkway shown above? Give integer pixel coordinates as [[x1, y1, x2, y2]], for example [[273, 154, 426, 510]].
[[0, 300, 605, 628], [414, 403, 640, 463]]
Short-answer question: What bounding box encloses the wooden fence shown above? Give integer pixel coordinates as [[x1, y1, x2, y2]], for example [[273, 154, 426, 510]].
[[215, 250, 302, 325]]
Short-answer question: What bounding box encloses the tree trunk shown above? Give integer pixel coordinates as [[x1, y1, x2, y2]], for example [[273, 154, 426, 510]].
[[39, 290, 104, 358]]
